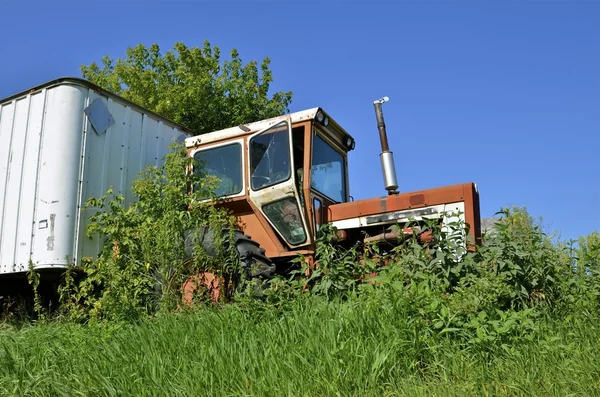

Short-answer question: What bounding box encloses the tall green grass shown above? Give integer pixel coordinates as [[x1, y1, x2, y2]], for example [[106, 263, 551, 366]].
[[1, 299, 599, 396]]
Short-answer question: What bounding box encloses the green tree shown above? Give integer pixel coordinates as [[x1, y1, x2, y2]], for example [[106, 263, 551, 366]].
[[81, 41, 292, 134]]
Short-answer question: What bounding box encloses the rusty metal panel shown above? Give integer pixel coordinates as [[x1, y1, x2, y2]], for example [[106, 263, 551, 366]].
[[0, 79, 187, 275], [328, 182, 481, 246]]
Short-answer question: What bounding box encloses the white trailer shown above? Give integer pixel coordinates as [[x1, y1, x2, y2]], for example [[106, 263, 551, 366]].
[[0, 78, 188, 275]]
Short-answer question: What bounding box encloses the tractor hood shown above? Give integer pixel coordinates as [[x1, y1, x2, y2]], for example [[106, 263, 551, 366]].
[[327, 182, 481, 243]]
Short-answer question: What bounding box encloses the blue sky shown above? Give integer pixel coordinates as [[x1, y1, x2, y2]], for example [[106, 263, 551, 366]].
[[1, 1, 599, 240]]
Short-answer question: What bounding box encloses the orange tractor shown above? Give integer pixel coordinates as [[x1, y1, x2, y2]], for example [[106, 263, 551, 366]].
[[183, 97, 481, 298]]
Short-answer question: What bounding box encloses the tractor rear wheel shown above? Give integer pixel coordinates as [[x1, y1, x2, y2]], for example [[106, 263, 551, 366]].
[[183, 228, 275, 302]]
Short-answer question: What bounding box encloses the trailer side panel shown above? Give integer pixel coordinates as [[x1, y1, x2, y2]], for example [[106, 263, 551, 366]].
[[0, 80, 187, 275]]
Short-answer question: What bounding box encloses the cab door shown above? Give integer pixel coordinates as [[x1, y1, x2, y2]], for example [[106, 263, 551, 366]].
[[248, 119, 312, 248]]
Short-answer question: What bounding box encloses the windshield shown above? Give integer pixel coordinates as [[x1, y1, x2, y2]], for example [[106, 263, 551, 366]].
[[250, 122, 291, 190], [311, 134, 347, 203]]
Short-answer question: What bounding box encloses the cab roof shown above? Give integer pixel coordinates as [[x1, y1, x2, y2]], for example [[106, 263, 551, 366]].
[[185, 107, 352, 147]]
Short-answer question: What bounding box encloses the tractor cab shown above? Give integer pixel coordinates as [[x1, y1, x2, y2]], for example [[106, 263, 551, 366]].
[[186, 103, 481, 265], [185, 108, 355, 262]]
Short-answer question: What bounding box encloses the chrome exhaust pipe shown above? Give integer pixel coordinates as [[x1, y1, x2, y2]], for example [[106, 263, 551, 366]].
[[373, 96, 398, 194]]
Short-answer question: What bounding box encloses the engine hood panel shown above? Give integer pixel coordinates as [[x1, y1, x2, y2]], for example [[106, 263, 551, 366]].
[[326, 182, 481, 243]]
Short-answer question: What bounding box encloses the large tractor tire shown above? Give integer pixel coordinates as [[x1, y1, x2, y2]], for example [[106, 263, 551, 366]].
[[183, 228, 275, 302]]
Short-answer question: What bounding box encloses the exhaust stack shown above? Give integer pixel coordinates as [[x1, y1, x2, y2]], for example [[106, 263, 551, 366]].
[[373, 96, 398, 194]]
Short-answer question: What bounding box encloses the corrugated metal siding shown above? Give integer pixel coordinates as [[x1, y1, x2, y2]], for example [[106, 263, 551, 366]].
[[15, 93, 45, 272], [0, 98, 15, 272], [76, 88, 185, 262], [0, 92, 49, 273], [76, 89, 184, 262], [0, 81, 186, 274]]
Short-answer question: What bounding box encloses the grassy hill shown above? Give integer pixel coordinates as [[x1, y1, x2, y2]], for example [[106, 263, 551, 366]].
[[1, 298, 599, 396]]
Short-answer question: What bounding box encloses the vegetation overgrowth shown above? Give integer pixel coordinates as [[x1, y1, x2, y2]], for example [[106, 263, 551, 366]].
[[1, 146, 599, 395]]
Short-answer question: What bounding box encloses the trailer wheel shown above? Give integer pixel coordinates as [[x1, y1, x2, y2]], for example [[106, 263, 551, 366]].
[[183, 228, 275, 302]]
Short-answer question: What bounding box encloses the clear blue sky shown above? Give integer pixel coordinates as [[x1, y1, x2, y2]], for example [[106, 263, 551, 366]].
[[1, 1, 599, 241]]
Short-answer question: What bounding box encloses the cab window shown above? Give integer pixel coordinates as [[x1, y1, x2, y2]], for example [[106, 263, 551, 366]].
[[194, 143, 242, 197], [311, 134, 346, 203]]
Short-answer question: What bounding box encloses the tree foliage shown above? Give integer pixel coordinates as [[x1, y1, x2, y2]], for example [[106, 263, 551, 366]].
[[81, 41, 292, 134]]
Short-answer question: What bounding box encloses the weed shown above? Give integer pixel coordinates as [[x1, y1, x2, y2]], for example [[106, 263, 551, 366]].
[[59, 142, 239, 321]]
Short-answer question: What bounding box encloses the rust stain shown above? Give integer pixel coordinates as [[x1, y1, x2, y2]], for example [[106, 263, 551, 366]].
[[409, 194, 425, 207]]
